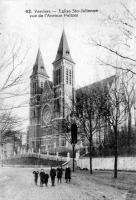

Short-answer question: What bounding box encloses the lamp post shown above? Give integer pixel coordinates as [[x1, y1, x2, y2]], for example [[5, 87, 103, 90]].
[[72, 143, 75, 172], [0, 132, 3, 167], [71, 123, 77, 172], [1, 143, 3, 167]]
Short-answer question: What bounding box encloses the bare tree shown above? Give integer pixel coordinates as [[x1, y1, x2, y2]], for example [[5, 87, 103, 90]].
[[89, 2, 136, 175], [104, 72, 128, 178], [121, 71, 136, 154], [2, 129, 22, 154], [0, 36, 30, 159], [75, 85, 106, 174], [0, 36, 30, 112], [0, 109, 25, 142], [91, 1, 136, 75], [0, 38, 29, 90]]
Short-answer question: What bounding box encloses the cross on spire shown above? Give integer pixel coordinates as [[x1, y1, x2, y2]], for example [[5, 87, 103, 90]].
[[53, 30, 74, 64]]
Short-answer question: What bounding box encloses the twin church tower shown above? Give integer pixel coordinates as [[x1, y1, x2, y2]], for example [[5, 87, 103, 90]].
[[28, 30, 75, 153]]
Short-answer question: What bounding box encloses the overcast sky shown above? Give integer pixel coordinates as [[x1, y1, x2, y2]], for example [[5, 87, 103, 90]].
[[0, 0, 133, 131]]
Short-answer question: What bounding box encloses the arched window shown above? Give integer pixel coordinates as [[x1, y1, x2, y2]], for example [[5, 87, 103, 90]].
[[69, 70, 72, 85], [58, 67, 62, 83], [54, 70, 57, 85], [66, 68, 68, 84], [54, 67, 62, 85]]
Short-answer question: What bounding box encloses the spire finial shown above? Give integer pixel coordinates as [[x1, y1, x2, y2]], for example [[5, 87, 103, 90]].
[[33, 48, 49, 78], [53, 30, 75, 64], [62, 13, 65, 33], [38, 34, 40, 50]]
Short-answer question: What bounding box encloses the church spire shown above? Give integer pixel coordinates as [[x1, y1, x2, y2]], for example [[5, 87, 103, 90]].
[[53, 30, 74, 64], [32, 48, 49, 77]]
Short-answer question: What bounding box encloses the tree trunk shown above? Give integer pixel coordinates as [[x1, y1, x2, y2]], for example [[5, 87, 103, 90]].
[[127, 111, 131, 154], [114, 126, 118, 178], [89, 133, 93, 174], [72, 144, 75, 172], [13, 135, 15, 154]]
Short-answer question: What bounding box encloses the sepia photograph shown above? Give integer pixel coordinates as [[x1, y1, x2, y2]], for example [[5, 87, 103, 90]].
[[0, 0, 136, 199]]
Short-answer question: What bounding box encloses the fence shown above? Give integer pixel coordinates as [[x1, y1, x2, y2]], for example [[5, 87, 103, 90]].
[[77, 156, 136, 171]]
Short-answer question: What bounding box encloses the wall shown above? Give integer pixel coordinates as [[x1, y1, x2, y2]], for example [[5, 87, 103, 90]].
[[4, 143, 14, 157], [77, 157, 136, 171], [3, 156, 64, 167]]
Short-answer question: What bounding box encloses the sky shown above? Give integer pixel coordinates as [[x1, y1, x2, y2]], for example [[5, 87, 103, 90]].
[[0, 0, 134, 131]]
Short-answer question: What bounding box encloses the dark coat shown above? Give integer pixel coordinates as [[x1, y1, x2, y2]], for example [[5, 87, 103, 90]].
[[43, 173, 49, 183], [57, 168, 63, 178], [40, 171, 45, 182], [65, 167, 71, 179], [50, 168, 56, 178], [33, 171, 39, 179]]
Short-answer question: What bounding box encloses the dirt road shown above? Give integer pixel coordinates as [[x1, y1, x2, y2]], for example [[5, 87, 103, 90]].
[[0, 167, 134, 200]]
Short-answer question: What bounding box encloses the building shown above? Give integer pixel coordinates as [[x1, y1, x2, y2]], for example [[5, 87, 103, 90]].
[[28, 30, 75, 153], [27, 30, 116, 154]]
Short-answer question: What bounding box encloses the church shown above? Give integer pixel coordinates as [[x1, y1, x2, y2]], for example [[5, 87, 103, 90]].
[[27, 30, 115, 154], [28, 30, 76, 153]]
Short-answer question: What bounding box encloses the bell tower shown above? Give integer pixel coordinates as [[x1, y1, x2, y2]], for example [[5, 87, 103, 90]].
[[52, 30, 75, 119], [29, 48, 49, 152]]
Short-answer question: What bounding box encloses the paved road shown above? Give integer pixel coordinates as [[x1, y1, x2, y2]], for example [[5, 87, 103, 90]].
[[0, 167, 129, 200]]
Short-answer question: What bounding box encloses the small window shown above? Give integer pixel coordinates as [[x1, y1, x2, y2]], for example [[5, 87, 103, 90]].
[[40, 66, 44, 73], [66, 50, 69, 54], [41, 82, 43, 88]]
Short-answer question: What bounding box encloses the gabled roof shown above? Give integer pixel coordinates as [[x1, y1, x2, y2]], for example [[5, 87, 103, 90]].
[[43, 80, 52, 93], [32, 48, 49, 77], [76, 75, 115, 95], [53, 30, 75, 64]]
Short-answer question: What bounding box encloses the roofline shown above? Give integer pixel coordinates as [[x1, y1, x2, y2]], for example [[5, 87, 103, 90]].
[[30, 72, 50, 79], [52, 57, 75, 65], [76, 75, 116, 92]]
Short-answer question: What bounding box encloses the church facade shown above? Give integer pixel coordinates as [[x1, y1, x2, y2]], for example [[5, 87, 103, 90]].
[[27, 30, 117, 154], [28, 30, 76, 153]]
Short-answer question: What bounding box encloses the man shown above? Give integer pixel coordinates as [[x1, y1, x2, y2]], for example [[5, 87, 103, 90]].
[[65, 166, 71, 183], [57, 166, 63, 183], [39, 169, 45, 187], [50, 166, 56, 186], [33, 170, 39, 185]]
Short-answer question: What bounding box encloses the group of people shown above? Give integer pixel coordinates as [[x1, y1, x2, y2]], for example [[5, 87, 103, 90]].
[[33, 165, 71, 187]]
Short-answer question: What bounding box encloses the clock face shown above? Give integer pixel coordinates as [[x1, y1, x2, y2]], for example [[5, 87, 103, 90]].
[[43, 105, 51, 124]]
